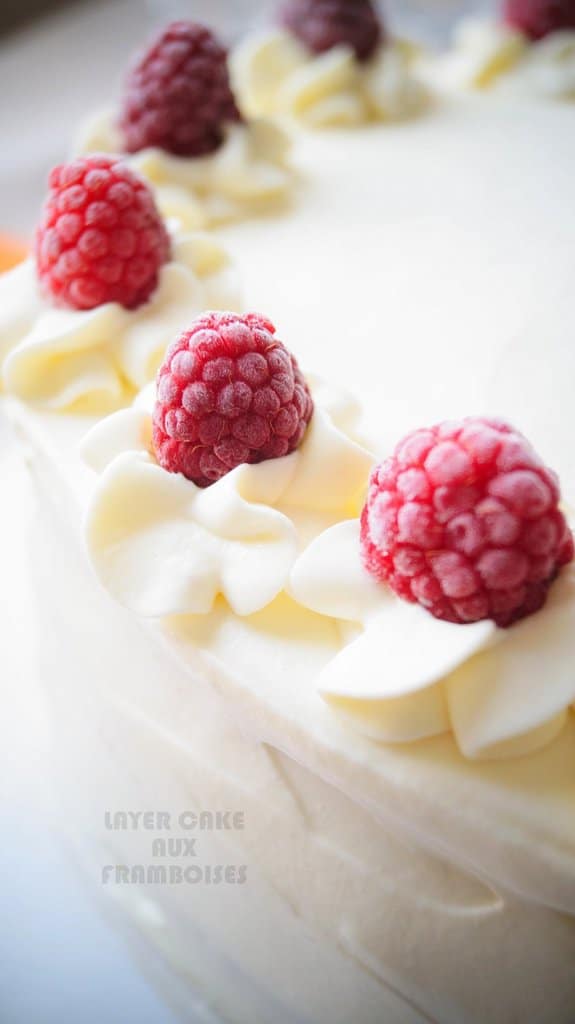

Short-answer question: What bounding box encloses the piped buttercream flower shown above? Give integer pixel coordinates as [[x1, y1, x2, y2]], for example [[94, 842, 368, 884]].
[[290, 417, 575, 760], [0, 157, 239, 412], [231, 1, 427, 129], [434, 11, 575, 97], [81, 317, 373, 617], [76, 21, 293, 230]]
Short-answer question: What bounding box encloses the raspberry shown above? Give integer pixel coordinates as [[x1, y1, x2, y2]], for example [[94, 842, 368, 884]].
[[360, 417, 573, 628], [503, 0, 575, 41], [35, 155, 170, 311], [119, 21, 241, 157], [280, 0, 383, 62], [153, 312, 314, 487]]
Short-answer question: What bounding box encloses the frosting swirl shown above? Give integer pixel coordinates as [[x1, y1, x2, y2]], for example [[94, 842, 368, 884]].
[[1, 231, 239, 412], [290, 518, 575, 760], [76, 114, 293, 230], [437, 19, 575, 98], [231, 30, 427, 128], [81, 382, 373, 617]]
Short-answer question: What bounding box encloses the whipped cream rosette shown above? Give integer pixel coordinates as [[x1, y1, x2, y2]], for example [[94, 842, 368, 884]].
[[291, 519, 575, 759], [80, 355, 373, 618], [291, 414, 575, 761], [231, 30, 427, 129], [0, 230, 238, 413], [76, 21, 293, 231], [435, 18, 575, 98], [77, 114, 293, 232]]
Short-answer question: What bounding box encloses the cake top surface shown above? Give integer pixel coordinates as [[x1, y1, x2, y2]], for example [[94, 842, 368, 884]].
[[220, 93, 575, 499]]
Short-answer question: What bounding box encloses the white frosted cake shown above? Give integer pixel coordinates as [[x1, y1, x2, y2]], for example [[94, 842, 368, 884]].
[[4, 4, 575, 1023]]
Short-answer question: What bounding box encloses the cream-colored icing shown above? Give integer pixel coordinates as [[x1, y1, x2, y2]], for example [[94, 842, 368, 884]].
[[6, 90, 575, 980], [76, 113, 293, 230], [81, 349, 575, 761], [11, 93, 574, 767], [24, 457, 575, 1024], [81, 382, 373, 616], [231, 29, 427, 128], [10, 395, 575, 929], [434, 18, 575, 98], [290, 518, 575, 759], [0, 230, 239, 412]]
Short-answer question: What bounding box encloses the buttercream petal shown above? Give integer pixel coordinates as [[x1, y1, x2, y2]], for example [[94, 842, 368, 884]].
[[280, 45, 360, 115], [363, 44, 426, 119], [210, 123, 291, 202], [280, 407, 374, 514], [192, 459, 297, 540], [323, 681, 450, 743], [447, 566, 575, 759], [119, 266, 220, 390], [305, 374, 364, 436], [85, 451, 297, 618], [230, 29, 308, 117], [74, 107, 119, 154], [80, 407, 151, 473], [317, 606, 496, 701], [4, 304, 127, 410], [290, 519, 383, 622]]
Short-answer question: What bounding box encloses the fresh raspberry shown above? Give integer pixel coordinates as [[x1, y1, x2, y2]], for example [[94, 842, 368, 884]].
[[153, 312, 314, 487], [35, 155, 170, 311], [360, 418, 573, 628], [280, 0, 383, 62], [503, 0, 575, 41], [119, 21, 241, 158]]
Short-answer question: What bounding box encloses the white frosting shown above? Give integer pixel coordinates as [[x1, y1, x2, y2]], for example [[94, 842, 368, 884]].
[[290, 518, 575, 759], [9, 92, 575, 997], [0, 231, 239, 412], [81, 383, 373, 617], [76, 114, 293, 231], [231, 30, 427, 128], [437, 18, 575, 98], [26, 444, 575, 1024]]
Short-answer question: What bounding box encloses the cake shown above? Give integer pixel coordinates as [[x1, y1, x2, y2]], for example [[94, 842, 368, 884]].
[[4, 3, 575, 1023]]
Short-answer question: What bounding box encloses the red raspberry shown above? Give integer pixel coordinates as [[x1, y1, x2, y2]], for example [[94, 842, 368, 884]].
[[360, 418, 573, 628], [280, 0, 383, 62], [503, 0, 575, 41], [35, 155, 170, 311], [153, 312, 314, 487], [119, 21, 241, 158]]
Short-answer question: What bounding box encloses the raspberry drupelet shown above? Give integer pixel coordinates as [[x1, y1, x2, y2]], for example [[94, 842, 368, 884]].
[[280, 0, 383, 62], [35, 155, 170, 311], [153, 312, 314, 487], [503, 0, 575, 41], [119, 21, 242, 158], [360, 417, 573, 627]]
